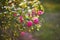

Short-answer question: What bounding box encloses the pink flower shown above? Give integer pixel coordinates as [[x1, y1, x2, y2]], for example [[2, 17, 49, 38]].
[[27, 21, 33, 27], [20, 32, 25, 36], [37, 10, 44, 15], [19, 16, 23, 23], [33, 18, 39, 24]]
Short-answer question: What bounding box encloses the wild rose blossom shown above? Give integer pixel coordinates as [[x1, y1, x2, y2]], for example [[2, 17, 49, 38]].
[[33, 18, 39, 24], [27, 21, 33, 27], [37, 10, 44, 15]]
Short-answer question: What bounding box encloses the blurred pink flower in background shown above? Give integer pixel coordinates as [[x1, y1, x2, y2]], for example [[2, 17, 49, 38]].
[[20, 32, 25, 36], [20, 32, 36, 40]]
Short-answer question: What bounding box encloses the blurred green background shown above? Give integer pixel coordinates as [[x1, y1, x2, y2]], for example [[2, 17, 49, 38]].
[[34, 0, 60, 40]]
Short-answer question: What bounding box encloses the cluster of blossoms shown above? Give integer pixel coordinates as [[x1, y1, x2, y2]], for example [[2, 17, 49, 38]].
[[12, 0, 44, 32], [0, 0, 44, 40]]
